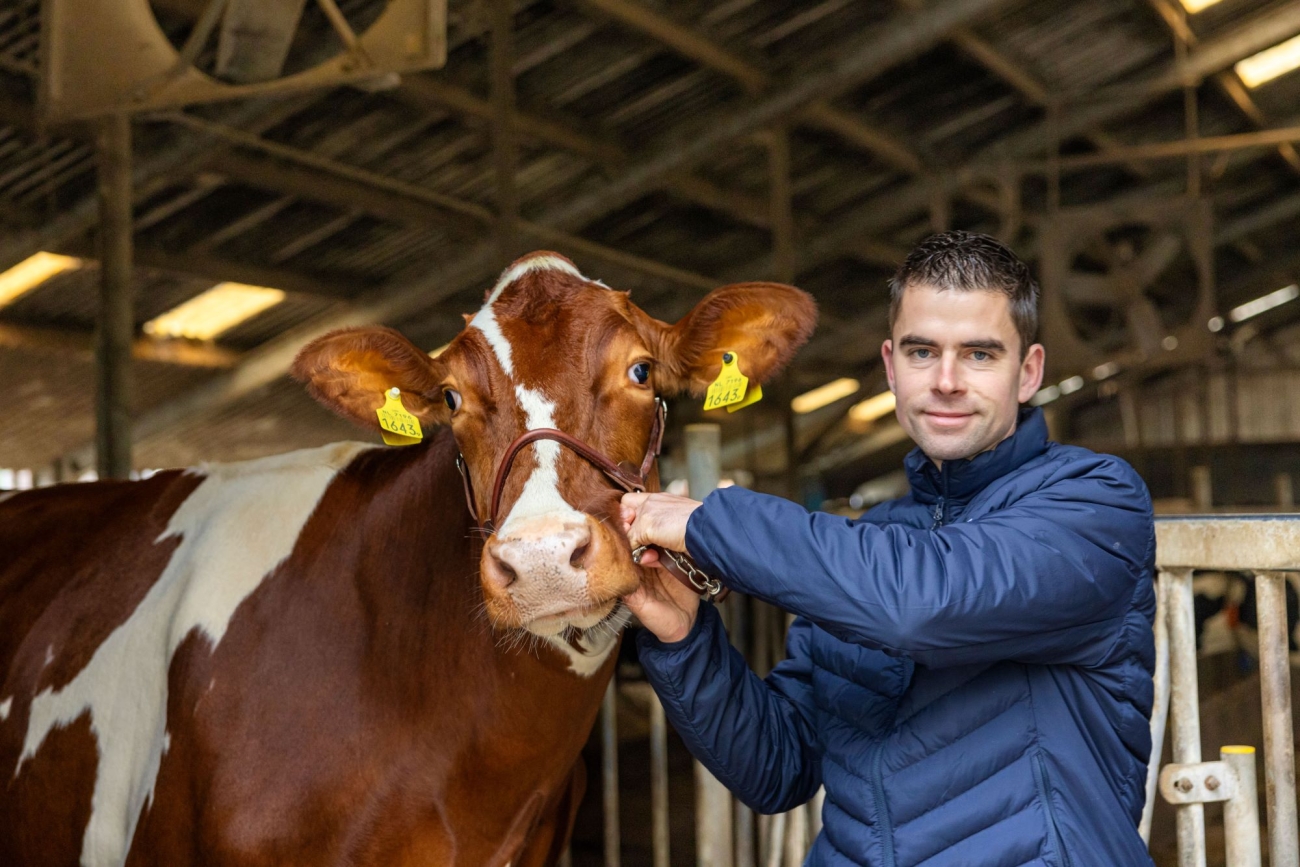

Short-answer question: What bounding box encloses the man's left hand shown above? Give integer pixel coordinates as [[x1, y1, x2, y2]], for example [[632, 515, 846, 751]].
[[620, 492, 703, 556]]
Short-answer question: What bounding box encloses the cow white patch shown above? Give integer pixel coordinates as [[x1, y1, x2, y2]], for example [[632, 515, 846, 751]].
[[0, 697, 11, 721], [543, 606, 631, 677], [16, 441, 373, 867], [484, 254, 582, 307], [498, 385, 585, 534]]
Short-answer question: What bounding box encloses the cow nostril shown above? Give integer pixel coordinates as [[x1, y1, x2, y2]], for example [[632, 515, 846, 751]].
[[570, 542, 590, 570], [492, 554, 518, 587]]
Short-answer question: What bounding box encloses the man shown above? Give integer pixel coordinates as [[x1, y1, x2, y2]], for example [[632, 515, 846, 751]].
[[622, 231, 1156, 867]]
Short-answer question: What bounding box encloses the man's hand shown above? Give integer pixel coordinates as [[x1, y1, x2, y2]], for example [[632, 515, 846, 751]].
[[620, 492, 705, 643]]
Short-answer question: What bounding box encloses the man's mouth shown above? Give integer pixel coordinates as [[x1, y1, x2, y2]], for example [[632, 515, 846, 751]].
[[923, 410, 976, 429]]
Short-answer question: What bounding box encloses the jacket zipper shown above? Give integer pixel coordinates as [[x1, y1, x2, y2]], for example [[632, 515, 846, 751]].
[[870, 740, 897, 867], [930, 465, 951, 529], [1033, 753, 1073, 867]]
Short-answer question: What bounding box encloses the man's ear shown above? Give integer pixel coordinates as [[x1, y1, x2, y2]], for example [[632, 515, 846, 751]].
[[291, 327, 450, 433], [638, 282, 817, 396]]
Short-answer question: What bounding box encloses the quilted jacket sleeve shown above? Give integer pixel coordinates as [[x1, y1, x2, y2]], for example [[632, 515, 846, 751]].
[[683, 454, 1153, 669], [637, 603, 823, 814]]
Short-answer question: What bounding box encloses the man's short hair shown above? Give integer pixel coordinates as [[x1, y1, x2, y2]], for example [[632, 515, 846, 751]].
[[888, 230, 1039, 355]]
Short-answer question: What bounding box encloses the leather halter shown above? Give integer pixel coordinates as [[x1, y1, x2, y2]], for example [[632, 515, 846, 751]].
[[455, 398, 728, 603]]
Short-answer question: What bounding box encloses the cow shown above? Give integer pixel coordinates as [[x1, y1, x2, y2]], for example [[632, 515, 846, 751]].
[[0, 251, 816, 867]]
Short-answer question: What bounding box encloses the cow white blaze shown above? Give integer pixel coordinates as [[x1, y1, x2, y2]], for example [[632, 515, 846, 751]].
[[15, 441, 372, 867]]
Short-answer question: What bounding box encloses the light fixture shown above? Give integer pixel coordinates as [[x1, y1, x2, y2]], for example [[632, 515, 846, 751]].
[[1178, 0, 1224, 12], [1228, 284, 1299, 323], [143, 282, 285, 340], [1030, 385, 1061, 407], [1207, 316, 1225, 332], [429, 342, 451, 358], [848, 390, 896, 425], [792, 377, 860, 413], [0, 252, 81, 308], [1059, 375, 1085, 395], [1162, 335, 1180, 351], [1093, 361, 1121, 380], [1235, 33, 1300, 88]]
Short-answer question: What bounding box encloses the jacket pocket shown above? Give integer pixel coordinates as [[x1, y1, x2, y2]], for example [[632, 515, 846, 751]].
[[1033, 752, 1073, 867]]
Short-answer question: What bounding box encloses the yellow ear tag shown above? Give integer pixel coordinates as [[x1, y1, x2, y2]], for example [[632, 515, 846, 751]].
[[376, 387, 423, 446], [703, 352, 762, 412]]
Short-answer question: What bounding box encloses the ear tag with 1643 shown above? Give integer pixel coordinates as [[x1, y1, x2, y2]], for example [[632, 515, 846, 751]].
[[377, 387, 423, 446], [703, 352, 763, 413]]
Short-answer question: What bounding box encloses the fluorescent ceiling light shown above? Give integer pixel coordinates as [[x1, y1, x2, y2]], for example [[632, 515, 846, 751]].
[[0, 252, 81, 308], [792, 377, 860, 413], [1059, 375, 1085, 395], [848, 390, 896, 425], [143, 282, 285, 340], [1093, 361, 1121, 380], [1228, 284, 1299, 323], [1235, 33, 1300, 88], [429, 342, 451, 358], [1178, 0, 1224, 12], [1031, 385, 1060, 407]]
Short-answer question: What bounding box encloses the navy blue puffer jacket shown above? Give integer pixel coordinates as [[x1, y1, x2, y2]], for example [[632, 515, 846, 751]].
[[638, 408, 1156, 866]]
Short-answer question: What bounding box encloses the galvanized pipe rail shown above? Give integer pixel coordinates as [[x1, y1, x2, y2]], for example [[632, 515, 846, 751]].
[[1153, 515, 1300, 867]]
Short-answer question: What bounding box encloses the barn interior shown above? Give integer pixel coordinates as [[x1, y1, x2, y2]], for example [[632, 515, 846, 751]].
[[1, 0, 1299, 865]]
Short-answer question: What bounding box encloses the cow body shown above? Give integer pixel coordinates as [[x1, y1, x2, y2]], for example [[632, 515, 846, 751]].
[[0, 432, 613, 867], [0, 251, 816, 866]]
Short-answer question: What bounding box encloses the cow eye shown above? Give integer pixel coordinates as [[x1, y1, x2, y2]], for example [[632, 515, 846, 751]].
[[629, 362, 651, 385], [444, 389, 462, 412]]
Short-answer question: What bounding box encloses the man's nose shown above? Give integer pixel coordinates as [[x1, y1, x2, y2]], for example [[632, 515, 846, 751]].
[[935, 354, 963, 394]]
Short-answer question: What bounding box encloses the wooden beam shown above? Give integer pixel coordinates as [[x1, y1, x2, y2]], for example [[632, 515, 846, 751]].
[[130, 246, 358, 298], [396, 75, 770, 226], [95, 113, 134, 479], [0, 322, 239, 367], [490, 0, 520, 260]]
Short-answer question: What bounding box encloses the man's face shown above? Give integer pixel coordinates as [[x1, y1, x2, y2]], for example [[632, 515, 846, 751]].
[[882, 283, 1044, 465]]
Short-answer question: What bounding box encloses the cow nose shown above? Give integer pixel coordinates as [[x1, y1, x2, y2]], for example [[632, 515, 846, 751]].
[[483, 523, 592, 591]]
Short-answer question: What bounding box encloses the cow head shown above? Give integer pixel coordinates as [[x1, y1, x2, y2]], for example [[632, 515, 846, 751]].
[[294, 252, 815, 638]]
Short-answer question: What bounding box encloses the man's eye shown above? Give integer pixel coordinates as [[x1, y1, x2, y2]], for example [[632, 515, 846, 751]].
[[972, 351, 990, 362], [912, 349, 932, 359], [629, 362, 651, 385]]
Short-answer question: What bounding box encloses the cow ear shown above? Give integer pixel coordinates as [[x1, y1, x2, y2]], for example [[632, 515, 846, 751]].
[[292, 327, 450, 432], [641, 282, 817, 397]]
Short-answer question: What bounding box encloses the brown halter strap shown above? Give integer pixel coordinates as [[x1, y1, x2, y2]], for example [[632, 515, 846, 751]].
[[455, 398, 728, 603]]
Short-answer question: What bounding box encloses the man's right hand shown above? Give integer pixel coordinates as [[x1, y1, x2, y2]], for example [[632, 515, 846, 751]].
[[621, 493, 702, 643]]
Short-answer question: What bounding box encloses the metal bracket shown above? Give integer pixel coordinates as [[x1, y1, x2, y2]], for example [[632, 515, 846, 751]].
[[1159, 761, 1238, 805]]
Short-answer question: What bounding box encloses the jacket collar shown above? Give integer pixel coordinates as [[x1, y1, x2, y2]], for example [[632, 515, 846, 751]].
[[905, 406, 1049, 505]]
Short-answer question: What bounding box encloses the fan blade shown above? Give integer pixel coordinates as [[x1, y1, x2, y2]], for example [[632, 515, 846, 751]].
[[1063, 274, 1121, 305], [1125, 232, 1183, 290], [1126, 297, 1166, 358], [217, 0, 310, 83]]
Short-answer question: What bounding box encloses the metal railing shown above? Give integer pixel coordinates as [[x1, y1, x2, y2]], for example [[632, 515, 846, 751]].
[[1147, 516, 1300, 867]]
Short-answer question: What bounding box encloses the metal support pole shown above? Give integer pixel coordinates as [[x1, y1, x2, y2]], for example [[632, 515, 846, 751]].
[[94, 113, 134, 480], [602, 680, 621, 867], [1221, 746, 1263, 867], [489, 0, 518, 262], [686, 423, 733, 867], [1253, 572, 1299, 867], [650, 694, 671, 867], [1142, 571, 1172, 844], [1166, 568, 1208, 867]]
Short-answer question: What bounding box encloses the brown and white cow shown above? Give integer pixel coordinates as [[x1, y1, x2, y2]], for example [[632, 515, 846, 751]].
[[0, 252, 815, 867]]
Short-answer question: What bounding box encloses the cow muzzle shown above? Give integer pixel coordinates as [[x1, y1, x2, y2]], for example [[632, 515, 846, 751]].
[[480, 513, 639, 634]]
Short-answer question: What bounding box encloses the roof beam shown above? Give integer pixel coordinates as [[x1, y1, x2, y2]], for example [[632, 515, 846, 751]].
[[395, 76, 771, 227], [537, 0, 1015, 233], [573, 0, 942, 180], [790, 2, 1300, 252], [129, 245, 358, 298], [0, 321, 239, 367]]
